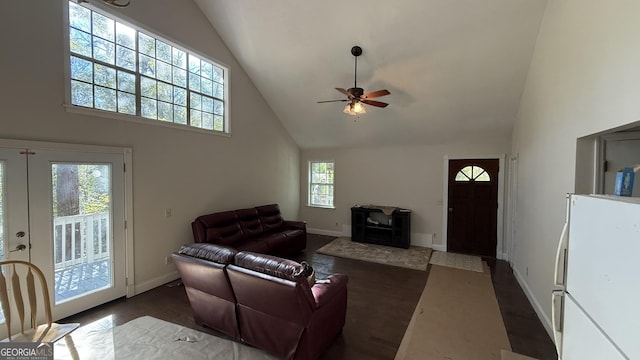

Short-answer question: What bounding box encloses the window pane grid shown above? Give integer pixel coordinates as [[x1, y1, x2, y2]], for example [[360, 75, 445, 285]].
[[67, 1, 227, 133], [309, 161, 335, 207], [455, 166, 491, 182]]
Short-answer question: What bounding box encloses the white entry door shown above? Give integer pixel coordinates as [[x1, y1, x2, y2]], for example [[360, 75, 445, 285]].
[[0, 145, 128, 324]]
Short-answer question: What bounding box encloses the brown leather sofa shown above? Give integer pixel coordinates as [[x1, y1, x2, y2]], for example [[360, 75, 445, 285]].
[[172, 243, 348, 360], [191, 204, 306, 256]]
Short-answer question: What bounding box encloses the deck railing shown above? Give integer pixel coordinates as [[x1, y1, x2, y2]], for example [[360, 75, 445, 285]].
[[53, 212, 110, 270]]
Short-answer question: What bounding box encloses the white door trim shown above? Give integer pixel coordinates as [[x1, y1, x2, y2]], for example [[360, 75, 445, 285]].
[[441, 154, 506, 259], [0, 139, 135, 298], [507, 154, 519, 264]]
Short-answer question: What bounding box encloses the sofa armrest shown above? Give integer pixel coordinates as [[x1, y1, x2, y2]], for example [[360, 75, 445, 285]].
[[283, 220, 306, 231], [192, 220, 206, 243], [311, 274, 348, 309]]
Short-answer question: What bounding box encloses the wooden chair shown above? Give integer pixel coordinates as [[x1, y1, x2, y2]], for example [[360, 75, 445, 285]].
[[0, 260, 79, 344]]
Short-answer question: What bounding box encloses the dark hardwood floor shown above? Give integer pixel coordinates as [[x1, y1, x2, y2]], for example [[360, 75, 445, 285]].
[[62, 234, 557, 359], [487, 259, 558, 360]]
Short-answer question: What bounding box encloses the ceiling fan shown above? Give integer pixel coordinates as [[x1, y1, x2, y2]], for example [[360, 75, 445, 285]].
[[317, 46, 390, 115]]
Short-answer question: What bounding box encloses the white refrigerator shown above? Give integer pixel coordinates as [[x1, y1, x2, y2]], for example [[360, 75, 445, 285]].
[[552, 194, 640, 360]]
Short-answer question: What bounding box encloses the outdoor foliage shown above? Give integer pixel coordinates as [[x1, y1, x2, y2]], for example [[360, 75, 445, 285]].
[[52, 164, 110, 217]]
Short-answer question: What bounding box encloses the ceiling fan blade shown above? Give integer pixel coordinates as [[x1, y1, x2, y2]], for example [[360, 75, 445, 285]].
[[361, 89, 390, 99], [335, 88, 354, 98], [317, 99, 349, 103], [361, 99, 388, 108]]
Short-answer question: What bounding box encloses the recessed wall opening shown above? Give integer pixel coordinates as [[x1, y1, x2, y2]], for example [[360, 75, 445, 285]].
[[576, 122, 640, 196]]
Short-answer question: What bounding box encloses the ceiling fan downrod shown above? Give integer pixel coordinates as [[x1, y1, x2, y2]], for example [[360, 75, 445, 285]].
[[351, 46, 362, 90]]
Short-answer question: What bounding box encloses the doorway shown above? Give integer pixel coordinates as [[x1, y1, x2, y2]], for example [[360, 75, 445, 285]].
[[0, 142, 131, 330], [446, 158, 499, 258], [599, 134, 640, 196]]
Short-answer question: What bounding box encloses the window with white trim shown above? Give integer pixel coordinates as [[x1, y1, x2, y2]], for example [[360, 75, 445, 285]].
[[66, 1, 228, 132], [309, 161, 334, 208]]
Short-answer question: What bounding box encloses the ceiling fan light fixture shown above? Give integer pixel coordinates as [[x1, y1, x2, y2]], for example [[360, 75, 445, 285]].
[[343, 101, 366, 115]]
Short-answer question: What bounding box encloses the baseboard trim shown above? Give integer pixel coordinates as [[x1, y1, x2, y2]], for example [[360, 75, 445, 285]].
[[512, 266, 554, 341], [134, 270, 180, 295], [411, 233, 434, 248], [307, 228, 342, 237], [432, 244, 447, 252]]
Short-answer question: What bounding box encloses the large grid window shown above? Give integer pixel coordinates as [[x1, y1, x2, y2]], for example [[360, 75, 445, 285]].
[[67, 1, 227, 132], [309, 161, 334, 208]]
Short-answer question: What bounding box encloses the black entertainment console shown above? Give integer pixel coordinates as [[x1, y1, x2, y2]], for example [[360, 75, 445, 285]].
[[351, 206, 411, 249]]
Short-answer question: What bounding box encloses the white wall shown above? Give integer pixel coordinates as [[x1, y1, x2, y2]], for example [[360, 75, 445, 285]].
[[300, 133, 511, 249], [512, 0, 640, 335], [0, 0, 299, 292]]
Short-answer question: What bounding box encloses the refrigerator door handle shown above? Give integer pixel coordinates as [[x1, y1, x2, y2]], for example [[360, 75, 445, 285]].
[[551, 290, 564, 357], [554, 221, 569, 287]]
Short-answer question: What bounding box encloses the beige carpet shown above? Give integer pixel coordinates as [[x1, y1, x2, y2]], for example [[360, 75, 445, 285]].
[[395, 264, 511, 360], [54, 316, 278, 360], [317, 237, 432, 271], [429, 251, 484, 272]]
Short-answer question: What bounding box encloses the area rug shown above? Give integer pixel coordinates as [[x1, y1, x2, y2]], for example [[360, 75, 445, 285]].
[[317, 237, 432, 271], [54, 316, 278, 360], [395, 265, 511, 360], [429, 250, 484, 272]]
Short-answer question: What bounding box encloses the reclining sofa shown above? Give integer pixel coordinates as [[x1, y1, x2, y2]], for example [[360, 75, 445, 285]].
[[191, 204, 306, 256], [172, 242, 348, 360]]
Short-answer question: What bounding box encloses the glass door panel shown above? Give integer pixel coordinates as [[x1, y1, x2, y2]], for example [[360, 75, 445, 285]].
[[51, 163, 113, 304]]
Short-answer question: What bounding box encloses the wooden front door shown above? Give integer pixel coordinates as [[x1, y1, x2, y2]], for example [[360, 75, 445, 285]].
[[447, 159, 499, 257]]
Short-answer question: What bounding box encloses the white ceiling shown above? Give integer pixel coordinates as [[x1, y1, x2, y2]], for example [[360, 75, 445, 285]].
[[194, 0, 548, 149]]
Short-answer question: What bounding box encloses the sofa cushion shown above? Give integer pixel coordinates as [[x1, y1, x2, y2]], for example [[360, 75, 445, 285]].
[[207, 226, 243, 245], [234, 251, 305, 281], [255, 204, 284, 232], [281, 229, 304, 239], [259, 233, 289, 252], [198, 210, 244, 245], [236, 208, 264, 239], [197, 210, 237, 228], [178, 243, 237, 264], [234, 238, 270, 254]]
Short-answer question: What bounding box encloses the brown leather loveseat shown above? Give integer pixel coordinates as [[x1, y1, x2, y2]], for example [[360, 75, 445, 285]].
[[191, 204, 306, 256], [172, 243, 348, 360]]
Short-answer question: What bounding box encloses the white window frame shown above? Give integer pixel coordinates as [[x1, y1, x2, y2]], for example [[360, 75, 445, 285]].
[[308, 161, 335, 209], [62, 1, 230, 135]]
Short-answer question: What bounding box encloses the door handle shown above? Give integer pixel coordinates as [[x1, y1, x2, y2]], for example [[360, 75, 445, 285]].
[[9, 244, 27, 252], [551, 290, 564, 356], [554, 222, 568, 287]]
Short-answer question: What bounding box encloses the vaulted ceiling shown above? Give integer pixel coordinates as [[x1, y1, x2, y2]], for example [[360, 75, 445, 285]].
[[194, 0, 548, 149]]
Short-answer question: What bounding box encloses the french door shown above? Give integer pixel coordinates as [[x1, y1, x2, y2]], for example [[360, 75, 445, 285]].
[[0, 144, 128, 326]]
